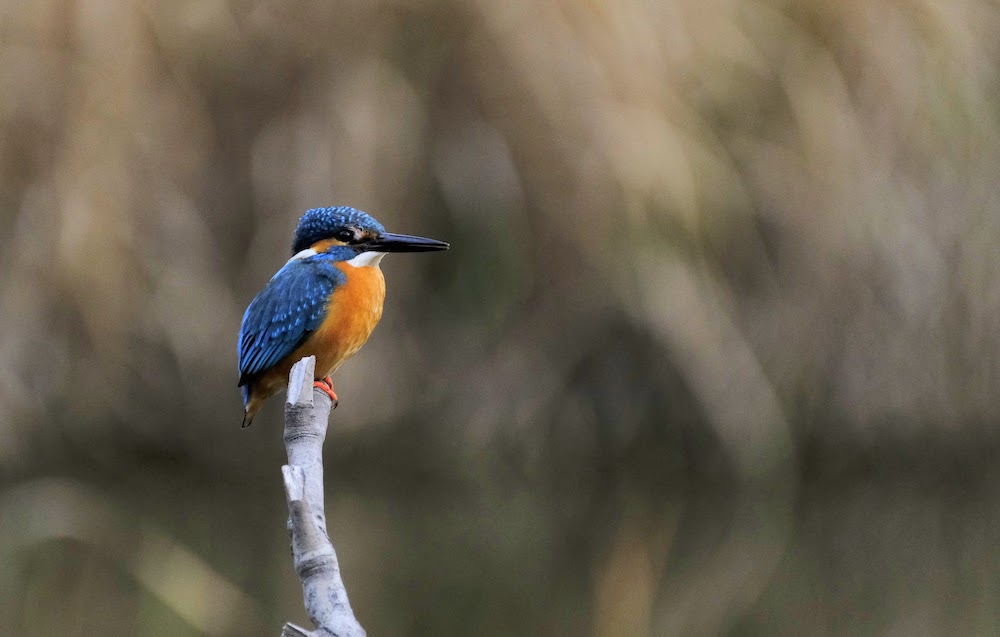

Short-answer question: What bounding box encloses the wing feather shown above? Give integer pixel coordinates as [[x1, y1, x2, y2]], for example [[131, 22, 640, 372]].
[[237, 258, 345, 385]]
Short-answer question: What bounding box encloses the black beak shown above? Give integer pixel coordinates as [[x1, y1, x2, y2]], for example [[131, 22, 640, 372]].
[[365, 232, 450, 253]]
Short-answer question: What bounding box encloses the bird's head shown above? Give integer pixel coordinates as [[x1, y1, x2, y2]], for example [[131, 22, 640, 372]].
[[291, 206, 449, 260]]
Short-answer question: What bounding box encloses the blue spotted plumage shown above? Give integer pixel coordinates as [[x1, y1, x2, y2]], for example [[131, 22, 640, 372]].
[[292, 207, 385, 253]]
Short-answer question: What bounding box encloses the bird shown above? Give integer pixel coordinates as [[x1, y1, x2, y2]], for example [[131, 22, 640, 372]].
[[237, 206, 449, 427]]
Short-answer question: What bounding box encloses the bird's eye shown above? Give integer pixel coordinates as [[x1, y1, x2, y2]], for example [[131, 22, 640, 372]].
[[334, 229, 356, 243]]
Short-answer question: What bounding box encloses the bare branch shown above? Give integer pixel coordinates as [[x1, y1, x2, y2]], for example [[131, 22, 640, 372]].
[[280, 356, 365, 637]]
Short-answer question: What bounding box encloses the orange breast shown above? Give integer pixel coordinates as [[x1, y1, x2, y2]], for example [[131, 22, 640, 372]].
[[292, 261, 386, 378]]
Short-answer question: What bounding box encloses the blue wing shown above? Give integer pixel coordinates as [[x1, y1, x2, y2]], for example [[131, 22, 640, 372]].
[[237, 257, 346, 388]]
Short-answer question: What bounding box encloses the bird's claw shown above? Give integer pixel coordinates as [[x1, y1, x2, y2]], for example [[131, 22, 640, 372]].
[[313, 377, 339, 408]]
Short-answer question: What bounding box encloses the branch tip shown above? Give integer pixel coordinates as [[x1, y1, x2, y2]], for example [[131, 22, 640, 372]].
[[286, 356, 317, 406], [281, 622, 312, 637]]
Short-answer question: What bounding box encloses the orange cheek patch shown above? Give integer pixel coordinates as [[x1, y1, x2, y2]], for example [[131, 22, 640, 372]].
[[310, 238, 348, 253]]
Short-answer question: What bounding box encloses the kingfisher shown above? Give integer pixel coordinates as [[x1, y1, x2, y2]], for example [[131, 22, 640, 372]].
[[237, 206, 449, 427]]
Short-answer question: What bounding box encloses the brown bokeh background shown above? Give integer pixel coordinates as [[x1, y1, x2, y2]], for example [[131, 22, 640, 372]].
[[3, 1, 1000, 635]]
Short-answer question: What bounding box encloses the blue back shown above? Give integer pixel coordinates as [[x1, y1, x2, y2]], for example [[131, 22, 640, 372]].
[[237, 252, 350, 398]]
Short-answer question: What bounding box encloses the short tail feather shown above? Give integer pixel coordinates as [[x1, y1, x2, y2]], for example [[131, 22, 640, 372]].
[[240, 383, 253, 428]]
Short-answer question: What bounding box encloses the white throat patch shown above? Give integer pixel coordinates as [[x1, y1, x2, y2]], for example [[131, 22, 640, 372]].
[[346, 251, 385, 268]]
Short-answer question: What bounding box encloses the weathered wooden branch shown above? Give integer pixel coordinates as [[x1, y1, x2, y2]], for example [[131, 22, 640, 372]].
[[281, 356, 365, 637]]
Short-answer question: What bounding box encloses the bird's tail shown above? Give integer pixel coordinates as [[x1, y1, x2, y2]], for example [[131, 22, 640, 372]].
[[240, 383, 254, 428]]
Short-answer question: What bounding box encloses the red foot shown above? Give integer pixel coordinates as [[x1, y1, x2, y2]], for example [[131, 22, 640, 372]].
[[313, 376, 339, 408]]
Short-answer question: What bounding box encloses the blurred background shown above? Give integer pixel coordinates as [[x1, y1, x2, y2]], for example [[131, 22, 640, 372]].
[[2, 0, 1000, 635]]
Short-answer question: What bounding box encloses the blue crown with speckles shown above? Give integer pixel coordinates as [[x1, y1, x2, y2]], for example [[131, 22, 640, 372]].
[[291, 206, 386, 254]]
